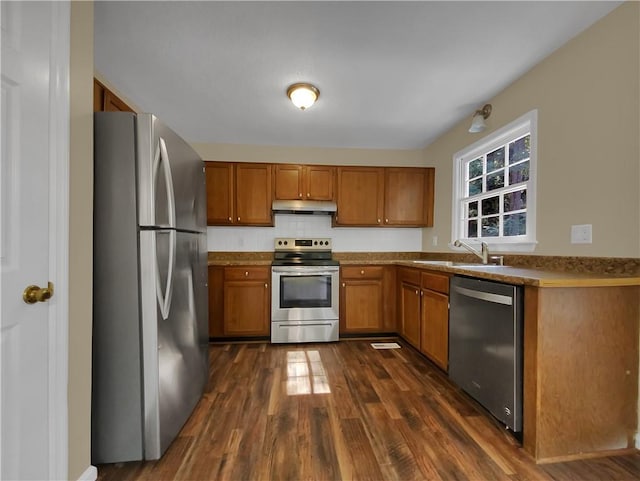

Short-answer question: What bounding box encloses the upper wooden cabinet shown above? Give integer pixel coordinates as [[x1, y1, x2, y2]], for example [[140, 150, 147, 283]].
[[205, 162, 273, 226], [94, 79, 134, 113], [335, 166, 434, 227], [335, 167, 385, 226], [235, 163, 273, 225], [384, 167, 434, 226], [205, 162, 234, 225], [207, 161, 434, 228], [274, 164, 334, 201]]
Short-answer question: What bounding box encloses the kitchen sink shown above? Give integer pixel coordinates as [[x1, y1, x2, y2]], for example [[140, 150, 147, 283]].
[[412, 260, 459, 266], [456, 264, 506, 269], [412, 260, 506, 268]]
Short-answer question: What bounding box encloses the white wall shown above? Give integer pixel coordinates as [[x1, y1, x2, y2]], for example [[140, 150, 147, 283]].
[[207, 214, 422, 252]]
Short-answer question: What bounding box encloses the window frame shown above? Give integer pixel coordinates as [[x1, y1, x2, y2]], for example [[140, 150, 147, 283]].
[[451, 109, 538, 252]]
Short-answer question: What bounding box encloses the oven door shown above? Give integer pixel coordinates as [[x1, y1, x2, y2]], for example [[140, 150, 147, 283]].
[[271, 266, 339, 322]]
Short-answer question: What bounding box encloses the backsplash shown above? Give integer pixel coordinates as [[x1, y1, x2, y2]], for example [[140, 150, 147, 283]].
[[206, 213, 422, 252]]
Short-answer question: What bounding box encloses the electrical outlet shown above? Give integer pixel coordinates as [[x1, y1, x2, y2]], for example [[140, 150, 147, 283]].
[[432, 236, 438, 246], [571, 224, 592, 244]]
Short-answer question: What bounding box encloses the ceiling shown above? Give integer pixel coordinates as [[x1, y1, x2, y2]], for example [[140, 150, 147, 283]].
[[94, 1, 620, 150]]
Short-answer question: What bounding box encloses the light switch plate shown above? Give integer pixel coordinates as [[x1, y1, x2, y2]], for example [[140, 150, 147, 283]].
[[571, 224, 592, 244]]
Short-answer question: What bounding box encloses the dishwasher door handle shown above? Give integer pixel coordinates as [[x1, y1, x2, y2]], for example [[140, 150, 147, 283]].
[[453, 286, 513, 305]]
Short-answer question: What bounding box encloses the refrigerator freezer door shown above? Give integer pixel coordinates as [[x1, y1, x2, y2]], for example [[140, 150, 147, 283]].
[[139, 230, 208, 459], [92, 112, 144, 463], [137, 114, 206, 232]]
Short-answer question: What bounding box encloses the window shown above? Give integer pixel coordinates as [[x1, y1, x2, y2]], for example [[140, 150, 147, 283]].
[[452, 110, 537, 252]]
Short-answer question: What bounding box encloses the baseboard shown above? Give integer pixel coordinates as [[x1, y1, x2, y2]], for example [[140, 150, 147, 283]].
[[77, 465, 97, 481]]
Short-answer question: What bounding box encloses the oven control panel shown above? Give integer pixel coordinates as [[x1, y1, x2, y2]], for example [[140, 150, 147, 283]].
[[274, 237, 332, 251]]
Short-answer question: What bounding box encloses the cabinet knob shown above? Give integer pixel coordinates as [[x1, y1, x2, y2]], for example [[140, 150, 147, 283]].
[[306, 193, 310, 198], [299, 193, 302, 198], [377, 218, 381, 224], [237, 217, 240, 221], [244, 271, 249, 277], [342, 282, 345, 288], [228, 217, 232, 222], [415, 289, 419, 295], [265, 283, 268, 288], [360, 270, 365, 275], [385, 218, 389, 223]]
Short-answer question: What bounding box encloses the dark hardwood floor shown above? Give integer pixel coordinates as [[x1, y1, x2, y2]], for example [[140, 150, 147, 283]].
[[96, 340, 640, 480]]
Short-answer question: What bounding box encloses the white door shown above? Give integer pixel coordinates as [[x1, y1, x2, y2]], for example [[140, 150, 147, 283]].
[[1, 2, 69, 480]]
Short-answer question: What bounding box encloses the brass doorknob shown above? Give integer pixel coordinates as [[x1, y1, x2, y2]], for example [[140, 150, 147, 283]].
[[23, 282, 54, 304]]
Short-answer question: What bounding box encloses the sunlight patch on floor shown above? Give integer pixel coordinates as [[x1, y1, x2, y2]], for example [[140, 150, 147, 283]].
[[286, 350, 331, 396]]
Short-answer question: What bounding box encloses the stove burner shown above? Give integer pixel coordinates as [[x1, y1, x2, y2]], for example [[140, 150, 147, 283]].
[[272, 237, 338, 266]]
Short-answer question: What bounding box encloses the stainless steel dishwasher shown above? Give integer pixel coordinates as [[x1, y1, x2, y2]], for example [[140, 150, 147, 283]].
[[449, 275, 523, 432]]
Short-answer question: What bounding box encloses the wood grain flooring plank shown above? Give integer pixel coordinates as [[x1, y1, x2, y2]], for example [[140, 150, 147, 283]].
[[340, 417, 386, 481], [393, 414, 461, 481], [325, 397, 354, 481], [96, 340, 640, 481], [436, 397, 517, 476], [361, 401, 426, 481]]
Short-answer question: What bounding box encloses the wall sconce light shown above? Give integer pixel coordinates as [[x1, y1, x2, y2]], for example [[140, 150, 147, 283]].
[[287, 83, 320, 110], [468, 104, 492, 133]]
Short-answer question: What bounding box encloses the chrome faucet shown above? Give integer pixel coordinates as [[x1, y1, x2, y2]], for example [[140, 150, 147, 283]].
[[454, 239, 489, 264]]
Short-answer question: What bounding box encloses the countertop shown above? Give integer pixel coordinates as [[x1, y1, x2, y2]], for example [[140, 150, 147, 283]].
[[393, 261, 640, 288], [208, 253, 640, 288]]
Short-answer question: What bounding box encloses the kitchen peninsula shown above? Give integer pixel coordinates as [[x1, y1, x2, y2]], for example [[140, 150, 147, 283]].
[[208, 252, 640, 464]]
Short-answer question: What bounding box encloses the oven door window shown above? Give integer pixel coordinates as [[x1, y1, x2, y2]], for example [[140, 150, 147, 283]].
[[280, 275, 331, 308]]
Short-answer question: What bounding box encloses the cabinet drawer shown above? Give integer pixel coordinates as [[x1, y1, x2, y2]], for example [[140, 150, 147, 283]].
[[421, 271, 450, 294], [341, 265, 384, 279], [398, 267, 420, 286], [225, 266, 270, 281]]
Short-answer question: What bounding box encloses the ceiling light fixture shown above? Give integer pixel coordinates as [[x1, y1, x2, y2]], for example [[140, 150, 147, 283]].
[[287, 83, 320, 110], [468, 104, 492, 133]]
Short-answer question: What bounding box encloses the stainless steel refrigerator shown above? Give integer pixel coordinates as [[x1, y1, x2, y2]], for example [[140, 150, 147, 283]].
[[92, 112, 209, 463]]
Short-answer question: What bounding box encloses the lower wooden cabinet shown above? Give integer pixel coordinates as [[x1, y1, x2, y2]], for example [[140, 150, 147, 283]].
[[420, 287, 449, 370], [398, 268, 421, 348], [398, 267, 450, 370], [419, 271, 450, 370], [340, 265, 396, 334], [208, 265, 270, 338]]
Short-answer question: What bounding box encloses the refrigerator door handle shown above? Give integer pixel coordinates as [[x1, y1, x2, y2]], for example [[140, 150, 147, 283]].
[[156, 229, 176, 320], [153, 137, 177, 228]]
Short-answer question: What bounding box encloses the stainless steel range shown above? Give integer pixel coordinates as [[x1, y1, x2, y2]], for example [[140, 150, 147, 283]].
[[271, 238, 339, 343]]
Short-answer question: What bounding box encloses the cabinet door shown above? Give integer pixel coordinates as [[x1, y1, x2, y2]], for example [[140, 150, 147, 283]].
[[305, 165, 334, 200], [94, 78, 134, 113], [340, 279, 383, 332], [335, 167, 384, 226], [421, 289, 449, 371], [274, 164, 303, 200], [384, 167, 434, 226], [208, 266, 224, 337], [223, 279, 270, 336], [205, 162, 234, 225], [235, 163, 273, 225], [400, 282, 421, 348]]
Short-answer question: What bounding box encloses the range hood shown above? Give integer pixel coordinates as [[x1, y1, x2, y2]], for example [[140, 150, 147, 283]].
[[272, 199, 337, 215]]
